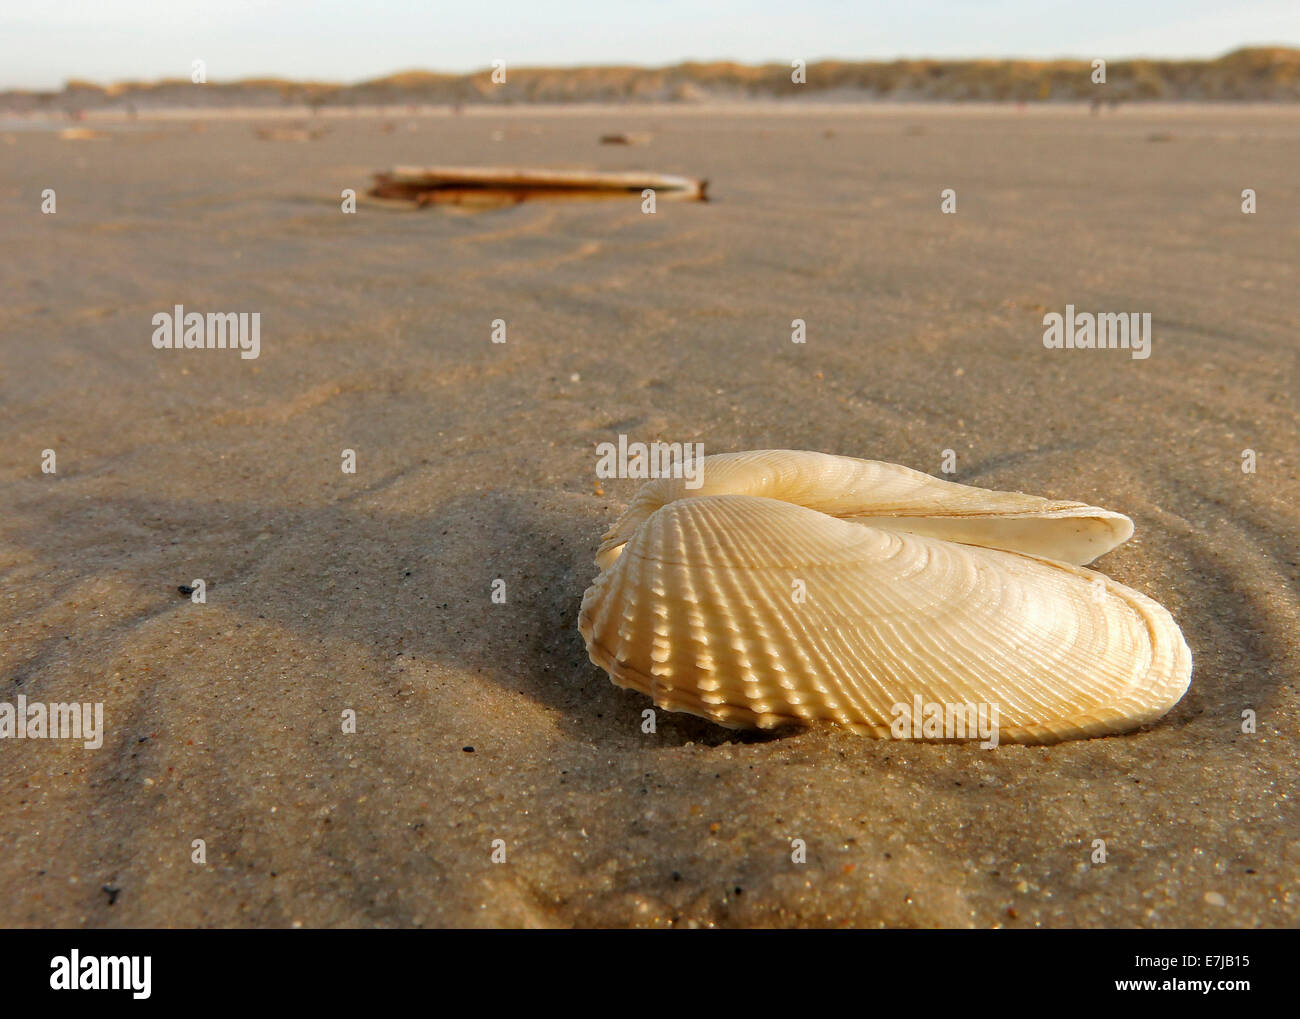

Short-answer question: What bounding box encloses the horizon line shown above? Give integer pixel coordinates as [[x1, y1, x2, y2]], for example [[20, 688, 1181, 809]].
[[9, 44, 1298, 93]]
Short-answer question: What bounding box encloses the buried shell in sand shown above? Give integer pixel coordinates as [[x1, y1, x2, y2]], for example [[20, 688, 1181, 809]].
[[577, 450, 1192, 745], [368, 165, 708, 208]]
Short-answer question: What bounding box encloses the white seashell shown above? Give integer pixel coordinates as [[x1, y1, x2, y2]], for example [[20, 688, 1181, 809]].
[[578, 450, 1191, 744]]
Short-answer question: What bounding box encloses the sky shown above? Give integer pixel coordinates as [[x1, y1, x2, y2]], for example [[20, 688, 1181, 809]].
[[3, 0, 1298, 90]]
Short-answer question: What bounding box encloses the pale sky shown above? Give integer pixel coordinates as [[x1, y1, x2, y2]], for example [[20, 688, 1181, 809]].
[[3, 0, 1298, 90]]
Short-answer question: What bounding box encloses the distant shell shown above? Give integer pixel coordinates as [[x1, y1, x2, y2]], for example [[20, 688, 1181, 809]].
[[578, 450, 1191, 744]]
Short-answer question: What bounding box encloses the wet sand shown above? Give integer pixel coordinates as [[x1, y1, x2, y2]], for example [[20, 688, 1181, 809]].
[[0, 106, 1297, 927]]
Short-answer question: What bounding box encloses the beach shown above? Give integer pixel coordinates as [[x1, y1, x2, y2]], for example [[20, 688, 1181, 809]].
[[0, 104, 1297, 927]]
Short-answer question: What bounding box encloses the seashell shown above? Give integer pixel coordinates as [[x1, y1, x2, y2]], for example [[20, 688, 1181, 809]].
[[368, 166, 707, 207], [578, 450, 1191, 744]]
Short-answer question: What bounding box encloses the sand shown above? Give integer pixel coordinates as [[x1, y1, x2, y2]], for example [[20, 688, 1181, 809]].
[[0, 106, 1297, 927]]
